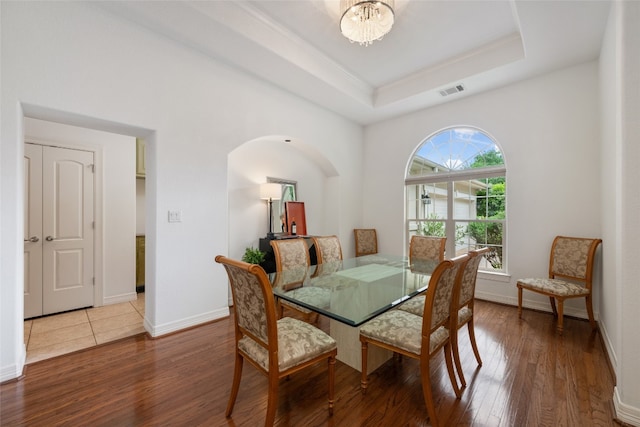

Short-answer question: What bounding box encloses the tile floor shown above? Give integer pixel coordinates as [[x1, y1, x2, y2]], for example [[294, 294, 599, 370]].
[[24, 293, 146, 364]]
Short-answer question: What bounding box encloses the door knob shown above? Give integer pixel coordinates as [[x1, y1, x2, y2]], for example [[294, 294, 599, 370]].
[[45, 236, 54, 241], [24, 236, 40, 243]]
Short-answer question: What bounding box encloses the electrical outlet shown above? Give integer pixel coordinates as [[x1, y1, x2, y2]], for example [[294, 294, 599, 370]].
[[168, 210, 182, 223]]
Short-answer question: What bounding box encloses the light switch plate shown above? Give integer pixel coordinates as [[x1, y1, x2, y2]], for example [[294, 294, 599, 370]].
[[168, 210, 182, 223]]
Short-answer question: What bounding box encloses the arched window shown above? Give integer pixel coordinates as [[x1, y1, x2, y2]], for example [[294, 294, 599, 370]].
[[405, 126, 506, 273]]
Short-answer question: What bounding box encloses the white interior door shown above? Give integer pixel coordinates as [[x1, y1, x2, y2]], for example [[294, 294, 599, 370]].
[[24, 143, 95, 318], [24, 144, 43, 318]]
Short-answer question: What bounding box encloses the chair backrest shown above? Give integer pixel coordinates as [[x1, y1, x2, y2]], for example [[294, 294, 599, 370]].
[[215, 255, 277, 352], [421, 254, 469, 338], [457, 247, 491, 308], [354, 229, 378, 257], [549, 236, 602, 289], [409, 235, 446, 265], [271, 238, 310, 271], [312, 235, 343, 264]]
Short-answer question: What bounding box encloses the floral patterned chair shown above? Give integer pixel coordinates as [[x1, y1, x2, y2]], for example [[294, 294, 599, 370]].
[[517, 236, 602, 335], [311, 235, 344, 278], [409, 235, 446, 273], [359, 254, 469, 427], [398, 247, 490, 388], [450, 247, 490, 387], [312, 235, 343, 263], [216, 255, 337, 426], [354, 228, 378, 257], [271, 238, 323, 322]]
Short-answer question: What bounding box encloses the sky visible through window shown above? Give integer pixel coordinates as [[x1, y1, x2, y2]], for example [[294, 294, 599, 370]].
[[416, 127, 502, 170]]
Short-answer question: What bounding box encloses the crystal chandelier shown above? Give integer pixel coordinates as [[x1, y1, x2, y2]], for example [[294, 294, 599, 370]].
[[340, 0, 395, 47]]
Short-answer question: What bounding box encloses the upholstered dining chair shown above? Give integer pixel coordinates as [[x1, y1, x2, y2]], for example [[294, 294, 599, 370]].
[[270, 238, 318, 322], [216, 256, 337, 427], [398, 247, 489, 388], [354, 228, 378, 257], [450, 247, 490, 387], [312, 235, 343, 263], [359, 254, 469, 427], [311, 235, 343, 277], [517, 236, 602, 335], [409, 235, 446, 273]]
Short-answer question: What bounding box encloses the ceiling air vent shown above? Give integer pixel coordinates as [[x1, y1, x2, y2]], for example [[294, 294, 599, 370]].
[[439, 84, 465, 97]]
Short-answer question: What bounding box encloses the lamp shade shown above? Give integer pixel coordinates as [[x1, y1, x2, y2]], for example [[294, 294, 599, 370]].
[[260, 183, 281, 200]]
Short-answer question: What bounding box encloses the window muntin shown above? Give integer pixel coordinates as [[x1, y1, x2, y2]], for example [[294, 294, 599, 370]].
[[406, 127, 506, 273]]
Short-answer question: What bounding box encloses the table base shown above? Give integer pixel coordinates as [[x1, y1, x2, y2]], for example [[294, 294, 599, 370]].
[[329, 319, 392, 374]]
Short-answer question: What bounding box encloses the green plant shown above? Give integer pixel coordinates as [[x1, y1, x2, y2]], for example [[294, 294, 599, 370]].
[[242, 247, 265, 264]]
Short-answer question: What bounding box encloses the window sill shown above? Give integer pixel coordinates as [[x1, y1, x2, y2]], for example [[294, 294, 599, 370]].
[[478, 271, 511, 283]]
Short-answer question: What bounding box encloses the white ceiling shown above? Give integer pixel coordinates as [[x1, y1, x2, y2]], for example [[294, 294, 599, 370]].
[[96, 0, 612, 125]]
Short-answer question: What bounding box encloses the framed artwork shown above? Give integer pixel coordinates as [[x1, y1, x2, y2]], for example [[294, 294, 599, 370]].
[[285, 201, 307, 236]]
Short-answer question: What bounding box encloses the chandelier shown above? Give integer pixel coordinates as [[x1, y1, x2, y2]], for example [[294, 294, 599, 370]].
[[340, 0, 395, 47]]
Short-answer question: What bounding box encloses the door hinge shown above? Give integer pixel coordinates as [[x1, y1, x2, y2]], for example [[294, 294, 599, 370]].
[[93, 277, 95, 285], [90, 164, 95, 173], [92, 221, 95, 229]]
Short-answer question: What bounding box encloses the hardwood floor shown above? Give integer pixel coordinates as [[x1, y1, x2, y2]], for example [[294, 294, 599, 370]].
[[1, 300, 618, 426]]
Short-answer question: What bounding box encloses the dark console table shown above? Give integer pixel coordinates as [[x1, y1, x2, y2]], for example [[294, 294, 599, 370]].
[[259, 235, 317, 273]]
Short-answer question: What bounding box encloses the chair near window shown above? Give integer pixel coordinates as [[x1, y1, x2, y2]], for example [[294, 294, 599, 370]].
[[517, 236, 602, 335], [450, 247, 490, 387], [409, 235, 446, 273], [215, 256, 337, 426], [398, 247, 489, 388], [359, 254, 469, 427], [271, 238, 319, 322], [354, 228, 378, 257]]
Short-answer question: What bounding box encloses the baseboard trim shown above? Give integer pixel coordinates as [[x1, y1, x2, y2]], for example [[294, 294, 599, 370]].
[[144, 306, 230, 338], [614, 387, 640, 426]]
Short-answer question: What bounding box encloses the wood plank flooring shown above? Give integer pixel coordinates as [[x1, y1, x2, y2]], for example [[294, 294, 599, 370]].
[[1, 300, 619, 426]]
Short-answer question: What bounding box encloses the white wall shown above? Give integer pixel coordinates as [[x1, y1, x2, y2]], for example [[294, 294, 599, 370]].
[[24, 118, 137, 305], [364, 62, 602, 315], [228, 137, 343, 261], [600, 2, 640, 424], [0, 2, 362, 381]]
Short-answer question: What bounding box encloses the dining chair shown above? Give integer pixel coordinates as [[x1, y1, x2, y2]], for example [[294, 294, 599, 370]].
[[354, 228, 378, 257], [450, 247, 491, 387], [216, 255, 337, 427], [517, 236, 602, 335], [409, 235, 446, 273], [270, 238, 318, 322], [359, 254, 469, 427], [312, 235, 343, 263], [311, 235, 344, 277]]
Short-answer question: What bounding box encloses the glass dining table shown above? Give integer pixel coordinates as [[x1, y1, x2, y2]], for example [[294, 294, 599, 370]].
[[269, 254, 436, 373]]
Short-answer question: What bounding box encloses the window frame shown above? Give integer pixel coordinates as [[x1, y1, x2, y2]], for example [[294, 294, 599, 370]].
[[405, 127, 507, 274]]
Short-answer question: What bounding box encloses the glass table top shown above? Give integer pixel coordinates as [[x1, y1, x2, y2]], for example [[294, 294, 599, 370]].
[[269, 254, 435, 326]]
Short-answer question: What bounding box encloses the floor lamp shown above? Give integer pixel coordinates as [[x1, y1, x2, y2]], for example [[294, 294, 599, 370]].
[[260, 183, 281, 239]]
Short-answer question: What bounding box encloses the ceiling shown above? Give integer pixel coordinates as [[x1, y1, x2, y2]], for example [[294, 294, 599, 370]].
[[96, 0, 612, 125]]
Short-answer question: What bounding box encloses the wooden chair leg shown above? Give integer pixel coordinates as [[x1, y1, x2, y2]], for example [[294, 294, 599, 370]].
[[468, 320, 483, 366], [556, 299, 564, 335], [549, 296, 558, 317], [585, 295, 597, 330], [360, 341, 369, 394], [265, 373, 279, 426], [517, 286, 523, 318], [328, 355, 336, 415], [420, 357, 439, 427], [444, 342, 462, 398], [226, 352, 244, 417], [451, 327, 466, 388]]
